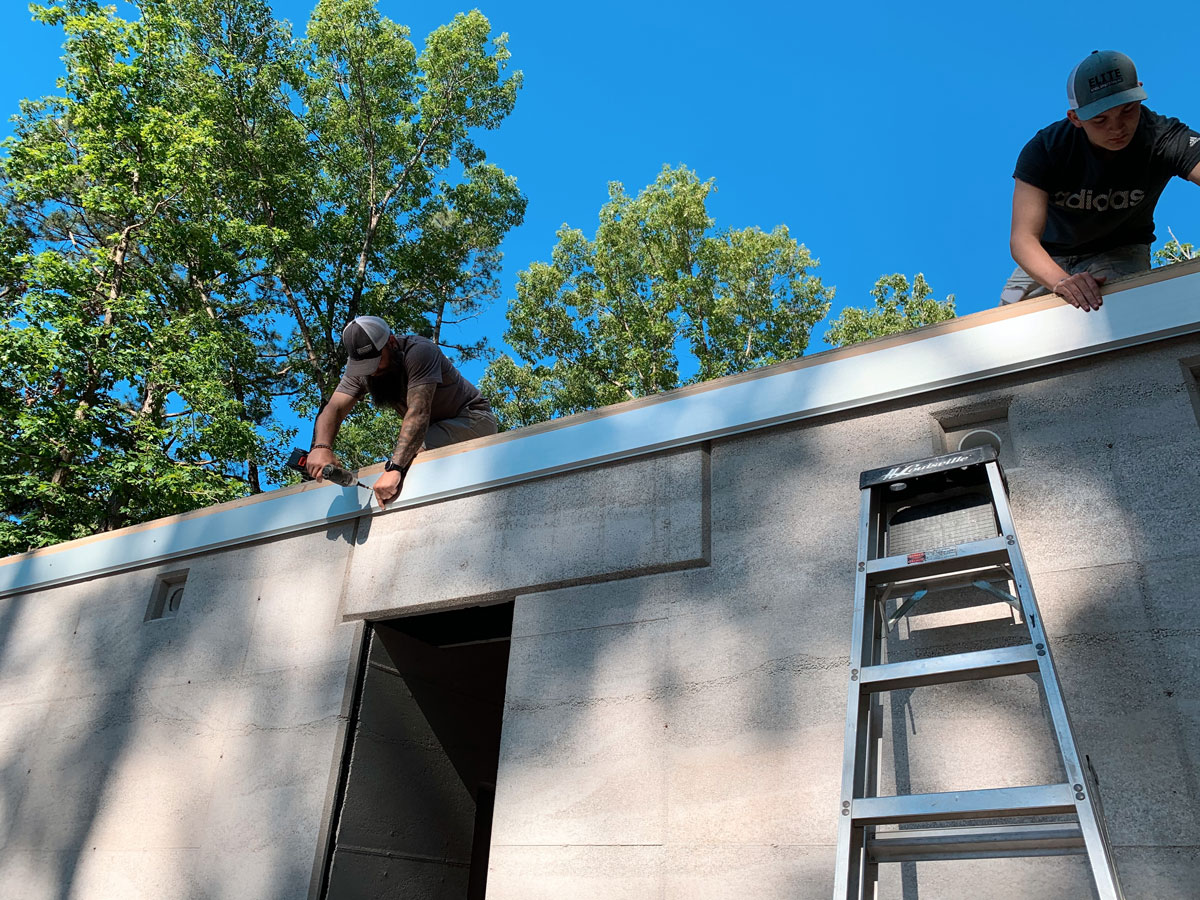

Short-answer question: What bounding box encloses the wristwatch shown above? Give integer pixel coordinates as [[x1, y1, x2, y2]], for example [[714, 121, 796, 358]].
[[383, 459, 409, 475]]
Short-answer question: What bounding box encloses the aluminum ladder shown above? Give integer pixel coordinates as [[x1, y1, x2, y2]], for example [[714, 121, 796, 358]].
[[832, 446, 1124, 899]]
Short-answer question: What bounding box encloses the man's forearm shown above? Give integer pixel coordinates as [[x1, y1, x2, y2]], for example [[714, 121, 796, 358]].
[[390, 384, 436, 469], [390, 415, 428, 469], [1011, 235, 1070, 291], [313, 406, 342, 447]]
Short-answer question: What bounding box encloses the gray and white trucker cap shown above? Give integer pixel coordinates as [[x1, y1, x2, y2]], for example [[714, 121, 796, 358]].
[[1067, 50, 1147, 120], [341, 315, 391, 376]]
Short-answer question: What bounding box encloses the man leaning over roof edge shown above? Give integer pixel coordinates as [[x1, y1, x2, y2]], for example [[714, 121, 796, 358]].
[[305, 316, 498, 508], [1001, 50, 1200, 312]]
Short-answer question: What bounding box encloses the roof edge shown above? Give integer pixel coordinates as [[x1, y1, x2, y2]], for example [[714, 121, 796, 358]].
[[3, 261, 1199, 598]]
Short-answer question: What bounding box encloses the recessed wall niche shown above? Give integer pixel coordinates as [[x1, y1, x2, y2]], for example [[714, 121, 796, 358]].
[[145, 569, 188, 622], [932, 399, 1018, 470], [1182, 355, 1200, 428]]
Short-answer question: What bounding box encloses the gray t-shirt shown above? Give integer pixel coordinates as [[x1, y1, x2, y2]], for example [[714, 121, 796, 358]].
[[335, 334, 484, 421]]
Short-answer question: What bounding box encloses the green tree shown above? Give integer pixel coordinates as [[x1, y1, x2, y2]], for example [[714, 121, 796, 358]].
[[1154, 237, 1195, 266], [0, 0, 524, 553], [824, 273, 956, 349], [1, 0, 267, 553], [276, 0, 525, 471], [481, 165, 834, 428]]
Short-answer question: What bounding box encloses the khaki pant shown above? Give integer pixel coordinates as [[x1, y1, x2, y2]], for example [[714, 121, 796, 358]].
[[424, 403, 499, 450], [999, 243, 1150, 305]]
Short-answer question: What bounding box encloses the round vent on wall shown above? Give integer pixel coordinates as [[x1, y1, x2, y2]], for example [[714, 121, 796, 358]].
[[958, 428, 1003, 455], [167, 585, 185, 615]]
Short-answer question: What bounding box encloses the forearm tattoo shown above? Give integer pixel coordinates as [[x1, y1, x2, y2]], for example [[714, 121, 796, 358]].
[[391, 384, 434, 468]]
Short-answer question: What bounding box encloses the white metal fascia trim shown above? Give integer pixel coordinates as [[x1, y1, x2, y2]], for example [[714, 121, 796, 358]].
[[2, 270, 1199, 599]]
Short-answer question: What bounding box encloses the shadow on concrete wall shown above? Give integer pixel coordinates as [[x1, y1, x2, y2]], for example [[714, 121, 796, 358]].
[[3, 338, 1198, 900], [0, 519, 360, 900], [490, 341, 1200, 898]]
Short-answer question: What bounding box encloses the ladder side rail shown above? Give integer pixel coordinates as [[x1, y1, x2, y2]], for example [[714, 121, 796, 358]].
[[983, 461, 1125, 900], [863, 602, 884, 897], [833, 487, 881, 900]]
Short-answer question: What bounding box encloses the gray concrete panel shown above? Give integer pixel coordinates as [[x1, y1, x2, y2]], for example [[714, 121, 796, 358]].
[[666, 721, 843, 847], [1111, 437, 1200, 562], [341, 446, 709, 619], [0, 525, 360, 900], [664, 845, 834, 900], [1141, 551, 1200, 630], [1028, 561, 1146, 635], [492, 699, 668, 846], [511, 570, 682, 639], [485, 844, 666, 900], [1114, 847, 1200, 900], [1006, 450, 1139, 574], [494, 617, 670, 847], [1075, 706, 1200, 846]]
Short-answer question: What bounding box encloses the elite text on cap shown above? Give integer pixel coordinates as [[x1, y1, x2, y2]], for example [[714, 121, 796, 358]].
[[1067, 50, 1147, 121]]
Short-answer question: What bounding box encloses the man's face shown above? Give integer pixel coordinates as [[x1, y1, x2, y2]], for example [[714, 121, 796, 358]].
[[1068, 101, 1142, 151], [372, 337, 396, 375]]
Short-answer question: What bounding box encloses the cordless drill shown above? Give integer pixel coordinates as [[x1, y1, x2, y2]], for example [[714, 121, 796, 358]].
[[286, 448, 369, 490]]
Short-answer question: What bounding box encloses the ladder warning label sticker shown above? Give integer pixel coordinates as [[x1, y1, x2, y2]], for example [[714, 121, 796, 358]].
[[906, 547, 958, 565]]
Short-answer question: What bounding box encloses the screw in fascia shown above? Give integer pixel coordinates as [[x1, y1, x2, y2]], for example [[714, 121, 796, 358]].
[[1075, 792, 1086, 800], [1073, 784, 1083, 792]]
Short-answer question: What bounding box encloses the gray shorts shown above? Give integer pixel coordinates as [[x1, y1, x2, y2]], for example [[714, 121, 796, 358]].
[[998, 243, 1150, 305], [424, 403, 499, 450]]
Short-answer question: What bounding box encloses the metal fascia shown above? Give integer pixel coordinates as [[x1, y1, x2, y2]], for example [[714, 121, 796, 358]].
[[2, 271, 1198, 598]]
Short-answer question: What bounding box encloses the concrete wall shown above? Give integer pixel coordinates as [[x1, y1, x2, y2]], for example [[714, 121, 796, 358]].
[[479, 335, 1200, 899], [1, 334, 1198, 898], [0, 520, 361, 899]]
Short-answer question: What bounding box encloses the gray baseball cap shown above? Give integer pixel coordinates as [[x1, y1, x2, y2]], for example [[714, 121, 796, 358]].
[[341, 315, 391, 376], [1067, 50, 1147, 120]]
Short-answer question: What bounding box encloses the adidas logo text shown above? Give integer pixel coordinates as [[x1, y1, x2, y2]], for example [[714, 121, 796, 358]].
[[1052, 188, 1144, 211]]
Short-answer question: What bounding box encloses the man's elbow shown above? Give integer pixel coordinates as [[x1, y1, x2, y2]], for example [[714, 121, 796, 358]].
[[1009, 232, 1039, 264], [1008, 234, 1024, 264], [318, 393, 354, 426]]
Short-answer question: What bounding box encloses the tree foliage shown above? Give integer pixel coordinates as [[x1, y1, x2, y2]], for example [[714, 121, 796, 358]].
[[0, 0, 523, 554], [824, 273, 955, 349], [1154, 238, 1195, 266], [481, 166, 834, 428]]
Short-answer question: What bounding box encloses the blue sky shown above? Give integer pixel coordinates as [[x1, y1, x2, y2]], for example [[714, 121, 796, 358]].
[[2, 0, 1198, 390]]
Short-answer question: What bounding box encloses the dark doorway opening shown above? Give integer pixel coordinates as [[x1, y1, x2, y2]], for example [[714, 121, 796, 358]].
[[322, 602, 514, 900]]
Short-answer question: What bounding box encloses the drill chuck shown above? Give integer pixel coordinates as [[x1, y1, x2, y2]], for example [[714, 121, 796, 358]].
[[321, 464, 358, 488]]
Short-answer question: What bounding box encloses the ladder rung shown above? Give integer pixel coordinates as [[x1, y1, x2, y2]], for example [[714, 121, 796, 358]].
[[883, 564, 1011, 594], [853, 784, 1077, 825], [867, 822, 1085, 862], [866, 536, 1010, 586], [859, 644, 1040, 692]]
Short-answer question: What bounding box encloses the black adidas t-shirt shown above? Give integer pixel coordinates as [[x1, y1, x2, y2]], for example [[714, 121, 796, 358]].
[[1014, 107, 1200, 256]]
